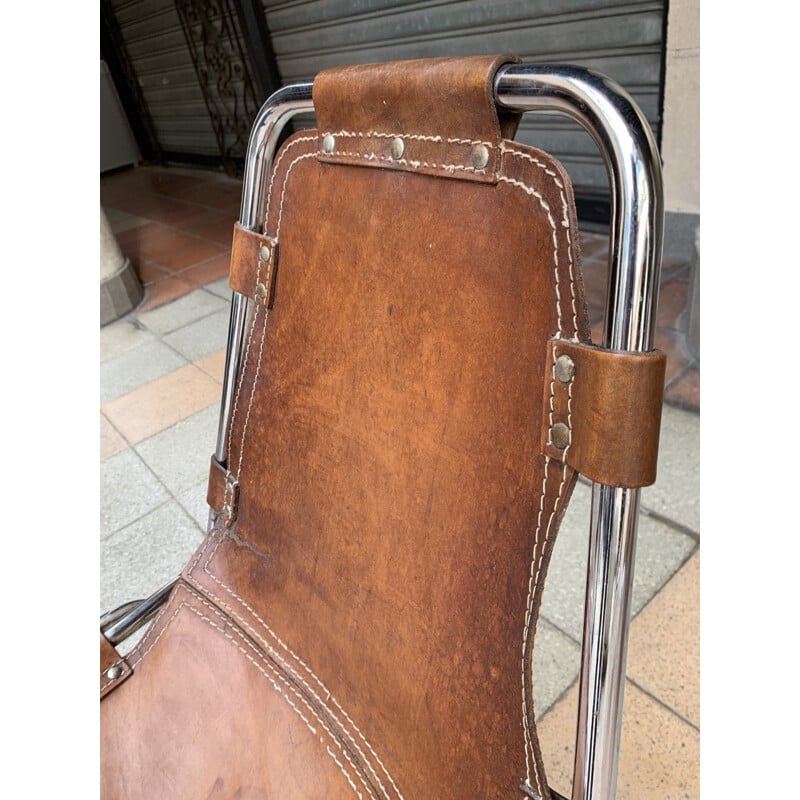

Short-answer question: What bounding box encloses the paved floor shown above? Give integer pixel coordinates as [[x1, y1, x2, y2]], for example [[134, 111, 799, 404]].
[[100, 164, 699, 799]]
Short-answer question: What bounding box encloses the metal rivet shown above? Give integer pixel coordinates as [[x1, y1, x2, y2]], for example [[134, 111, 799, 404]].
[[551, 422, 570, 450], [256, 282, 268, 300], [472, 144, 490, 170], [106, 664, 123, 681], [259, 244, 271, 262], [390, 137, 405, 159], [555, 354, 575, 383], [321, 133, 335, 154]]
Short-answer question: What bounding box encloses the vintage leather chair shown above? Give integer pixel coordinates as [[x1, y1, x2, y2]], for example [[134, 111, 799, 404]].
[[100, 55, 665, 800]]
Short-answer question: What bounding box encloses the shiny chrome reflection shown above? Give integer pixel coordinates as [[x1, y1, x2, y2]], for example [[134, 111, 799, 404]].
[[101, 578, 177, 646]]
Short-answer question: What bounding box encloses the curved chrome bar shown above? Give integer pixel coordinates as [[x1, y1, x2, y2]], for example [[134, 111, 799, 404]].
[[495, 64, 664, 800]]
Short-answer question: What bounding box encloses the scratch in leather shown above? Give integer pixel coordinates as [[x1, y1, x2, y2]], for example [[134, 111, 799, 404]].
[[224, 528, 274, 563]]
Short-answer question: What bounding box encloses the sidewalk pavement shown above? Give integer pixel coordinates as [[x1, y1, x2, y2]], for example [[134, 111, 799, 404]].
[[100, 164, 699, 799]]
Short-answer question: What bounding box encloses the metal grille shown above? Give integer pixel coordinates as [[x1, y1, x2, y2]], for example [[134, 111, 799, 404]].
[[261, 0, 665, 197]]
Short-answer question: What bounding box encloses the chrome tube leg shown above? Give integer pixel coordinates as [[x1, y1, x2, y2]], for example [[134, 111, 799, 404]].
[[571, 485, 641, 799]]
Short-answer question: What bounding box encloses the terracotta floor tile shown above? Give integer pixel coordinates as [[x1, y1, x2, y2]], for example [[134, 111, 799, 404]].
[[137, 277, 195, 312], [101, 364, 220, 445], [181, 253, 232, 287], [628, 552, 699, 727], [195, 348, 227, 383], [151, 237, 226, 271], [117, 223, 223, 269], [191, 214, 239, 246], [136, 260, 170, 285], [101, 412, 127, 461], [137, 195, 212, 227], [538, 681, 699, 799], [175, 209, 236, 244]]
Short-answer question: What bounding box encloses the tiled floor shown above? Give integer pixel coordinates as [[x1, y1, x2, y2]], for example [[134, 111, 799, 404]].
[[100, 164, 699, 799]]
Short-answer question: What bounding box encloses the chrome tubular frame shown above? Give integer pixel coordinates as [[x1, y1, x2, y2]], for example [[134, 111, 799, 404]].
[[102, 63, 663, 800], [495, 64, 664, 800]]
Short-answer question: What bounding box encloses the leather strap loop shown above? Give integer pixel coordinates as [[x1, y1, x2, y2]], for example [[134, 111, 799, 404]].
[[229, 223, 278, 305], [541, 339, 667, 487]]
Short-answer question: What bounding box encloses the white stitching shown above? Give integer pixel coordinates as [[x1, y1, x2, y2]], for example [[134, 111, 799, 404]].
[[219, 135, 582, 798], [327, 746, 365, 800], [496, 175, 563, 339], [220, 140, 403, 797], [263, 134, 318, 230], [321, 149, 487, 176], [199, 535, 401, 800], [234, 151, 317, 481], [226, 136, 317, 468], [501, 145, 579, 337], [323, 129, 493, 148], [497, 146, 579, 794], [127, 585, 375, 799]]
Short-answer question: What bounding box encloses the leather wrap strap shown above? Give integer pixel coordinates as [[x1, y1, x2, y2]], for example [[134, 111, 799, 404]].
[[542, 339, 667, 487], [229, 223, 278, 305]]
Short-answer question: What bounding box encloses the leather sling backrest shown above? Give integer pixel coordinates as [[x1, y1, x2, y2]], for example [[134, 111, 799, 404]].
[[101, 55, 663, 800]]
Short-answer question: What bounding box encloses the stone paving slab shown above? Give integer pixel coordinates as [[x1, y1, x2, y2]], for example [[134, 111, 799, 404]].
[[641, 404, 700, 534], [100, 448, 170, 538], [163, 308, 231, 362], [134, 404, 221, 497], [177, 480, 214, 532], [100, 500, 205, 615], [135, 287, 228, 335], [100, 338, 187, 403], [100, 317, 155, 362], [533, 617, 582, 719], [206, 277, 233, 301], [539, 479, 697, 643]]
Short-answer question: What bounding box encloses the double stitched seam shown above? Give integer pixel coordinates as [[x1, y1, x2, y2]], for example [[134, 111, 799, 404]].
[[198, 533, 403, 800], [500, 144, 579, 335], [214, 136, 579, 798], [231, 150, 317, 487], [225, 135, 318, 474], [498, 147, 579, 796], [134, 587, 371, 799], [325, 129, 493, 147], [323, 149, 487, 176]]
